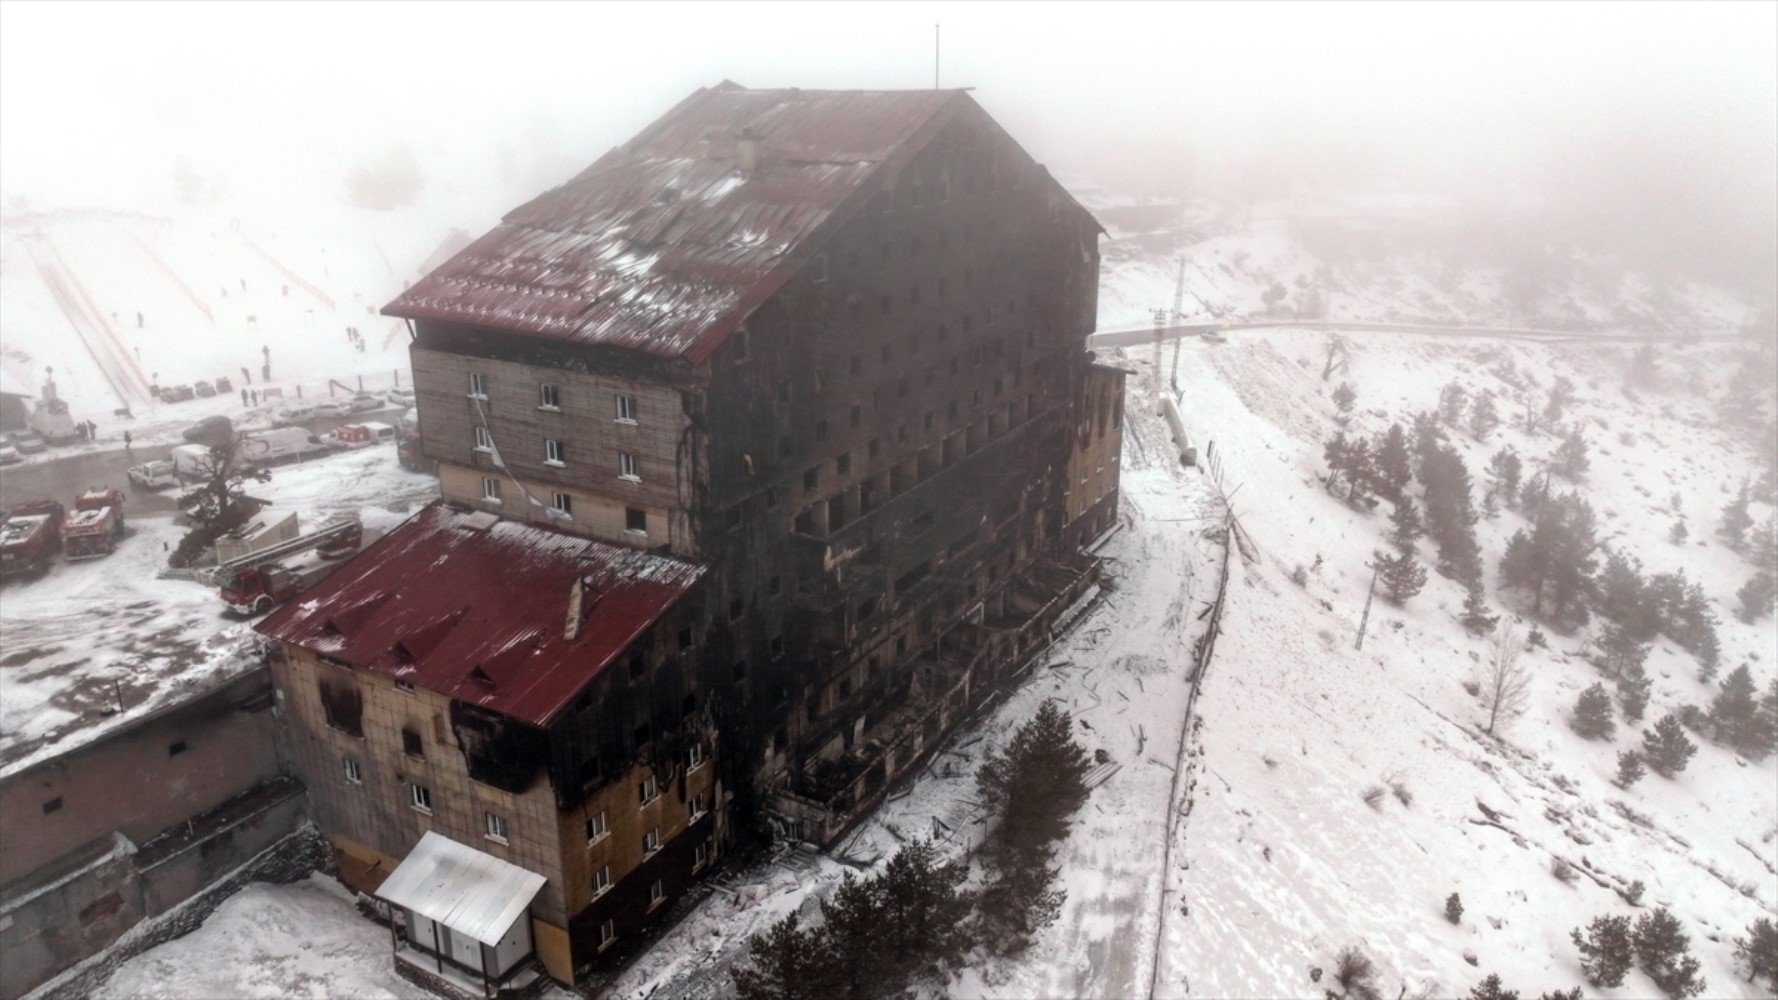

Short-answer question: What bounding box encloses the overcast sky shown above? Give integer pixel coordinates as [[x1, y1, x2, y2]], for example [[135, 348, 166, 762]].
[[2, 1, 1773, 291]]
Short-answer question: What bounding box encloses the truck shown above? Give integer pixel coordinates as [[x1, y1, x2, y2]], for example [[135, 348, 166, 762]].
[[170, 443, 221, 481], [330, 421, 396, 449], [61, 489, 126, 560], [396, 409, 432, 473], [0, 501, 64, 578], [217, 515, 363, 614], [240, 427, 331, 467]]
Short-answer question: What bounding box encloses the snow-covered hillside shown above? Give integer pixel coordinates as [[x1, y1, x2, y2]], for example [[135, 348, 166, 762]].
[[1146, 329, 1777, 997]]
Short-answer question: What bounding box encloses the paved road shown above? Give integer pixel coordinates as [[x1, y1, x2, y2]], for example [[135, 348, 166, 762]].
[[1090, 319, 1758, 349], [0, 410, 399, 514]]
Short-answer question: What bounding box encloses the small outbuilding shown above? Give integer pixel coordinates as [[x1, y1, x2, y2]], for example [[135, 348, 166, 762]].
[[375, 831, 548, 997]]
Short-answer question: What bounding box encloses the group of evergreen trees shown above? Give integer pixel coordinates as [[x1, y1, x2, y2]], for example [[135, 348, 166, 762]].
[[1721, 483, 1778, 624], [1571, 908, 1707, 998], [731, 701, 1094, 997]]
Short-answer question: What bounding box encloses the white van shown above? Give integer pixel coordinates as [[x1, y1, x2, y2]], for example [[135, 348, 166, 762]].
[[241, 427, 331, 466], [169, 443, 221, 480], [128, 460, 179, 490], [271, 404, 319, 427]]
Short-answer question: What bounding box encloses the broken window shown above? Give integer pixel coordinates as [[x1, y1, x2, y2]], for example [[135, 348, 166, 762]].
[[626, 507, 647, 533], [317, 679, 363, 737], [402, 727, 423, 758]]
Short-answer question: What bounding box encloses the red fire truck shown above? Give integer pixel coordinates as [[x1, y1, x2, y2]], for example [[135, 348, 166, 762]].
[[61, 489, 127, 560], [0, 500, 65, 578], [218, 516, 364, 615]]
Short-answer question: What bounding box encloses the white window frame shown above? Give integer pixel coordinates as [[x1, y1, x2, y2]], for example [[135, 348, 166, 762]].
[[689, 792, 707, 821], [694, 841, 709, 871], [592, 864, 612, 898], [616, 394, 637, 423], [638, 774, 659, 806], [687, 743, 705, 772], [344, 758, 362, 784], [468, 372, 487, 398], [648, 878, 666, 909], [619, 452, 640, 481], [410, 784, 432, 815], [643, 826, 661, 857], [474, 425, 493, 451], [545, 438, 566, 466], [553, 492, 573, 516], [538, 383, 560, 410], [485, 811, 508, 844], [481, 477, 502, 503], [393, 679, 415, 695], [598, 919, 616, 951], [586, 810, 609, 845]]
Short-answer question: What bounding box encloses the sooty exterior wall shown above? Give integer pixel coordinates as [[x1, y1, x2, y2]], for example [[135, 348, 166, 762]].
[[692, 102, 1102, 795]]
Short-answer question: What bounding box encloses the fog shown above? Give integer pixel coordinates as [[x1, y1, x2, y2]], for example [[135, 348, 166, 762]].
[[2, 1, 1773, 295]]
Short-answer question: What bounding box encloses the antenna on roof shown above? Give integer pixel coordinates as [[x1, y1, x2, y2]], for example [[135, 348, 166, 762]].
[[934, 23, 941, 89]]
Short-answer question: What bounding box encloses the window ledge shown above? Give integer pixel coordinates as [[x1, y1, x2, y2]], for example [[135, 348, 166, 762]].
[[648, 895, 667, 911], [482, 497, 503, 505], [472, 446, 492, 454], [689, 810, 708, 823], [544, 460, 566, 468], [484, 834, 509, 846], [619, 474, 642, 483], [587, 832, 609, 848], [598, 936, 617, 953], [614, 418, 638, 426], [466, 393, 488, 400], [592, 884, 612, 900], [537, 405, 561, 413], [625, 528, 648, 536], [411, 805, 433, 816]]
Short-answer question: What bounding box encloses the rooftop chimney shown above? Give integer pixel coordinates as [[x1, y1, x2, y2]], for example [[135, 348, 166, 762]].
[[737, 128, 761, 173]]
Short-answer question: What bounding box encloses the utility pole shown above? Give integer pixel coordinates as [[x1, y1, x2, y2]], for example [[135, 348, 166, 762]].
[[1354, 560, 1381, 651]]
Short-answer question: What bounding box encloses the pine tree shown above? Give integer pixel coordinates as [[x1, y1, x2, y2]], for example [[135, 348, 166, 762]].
[[978, 700, 1092, 860], [1594, 552, 1649, 630], [1552, 428, 1590, 480], [1439, 380, 1470, 426], [1614, 749, 1646, 788], [1376, 423, 1414, 498], [1380, 550, 1429, 605], [1617, 664, 1652, 723], [1461, 578, 1499, 635], [1734, 917, 1778, 989], [1669, 519, 1689, 545], [1572, 913, 1635, 987], [1487, 447, 1523, 507], [1634, 908, 1707, 999], [1737, 571, 1776, 624], [1720, 482, 1754, 551], [1752, 517, 1778, 573], [1545, 376, 1576, 424], [1709, 665, 1763, 755], [1599, 621, 1651, 679], [1323, 431, 1352, 493], [877, 840, 971, 965], [1571, 683, 1616, 740], [1641, 714, 1698, 778], [1389, 498, 1424, 554], [1445, 892, 1464, 924], [820, 872, 889, 997], [1469, 973, 1520, 1000], [733, 915, 835, 1000], [1470, 391, 1501, 440], [1333, 381, 1357, 420]]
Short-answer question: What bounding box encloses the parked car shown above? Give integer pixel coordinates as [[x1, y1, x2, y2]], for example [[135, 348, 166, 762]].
[[0, 443, 18, 464], [159, 384, 195, 403], [11, 431, 46, 454], [240, 427, 332, 466], [193, 380, 217, 398], [215, 375, 234, 394], [385, 387, 416, 408], [310, 399, 354, 419], [128, 460, 179, 490], [271, 404, 319, 427], [347, 393, 383, 413], [182, 415, 234, 446]]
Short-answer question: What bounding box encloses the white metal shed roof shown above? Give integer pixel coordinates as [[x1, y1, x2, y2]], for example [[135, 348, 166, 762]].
[[375, 832, 547, 945]]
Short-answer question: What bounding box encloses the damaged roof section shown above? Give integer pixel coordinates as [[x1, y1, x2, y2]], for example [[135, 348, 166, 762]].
[[256, 502, 704, 727], [383, 83, 971, 362]]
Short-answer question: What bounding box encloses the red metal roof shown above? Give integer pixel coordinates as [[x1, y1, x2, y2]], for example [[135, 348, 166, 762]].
[[255, 503, 704, 727], [383, 83, 972, 363]]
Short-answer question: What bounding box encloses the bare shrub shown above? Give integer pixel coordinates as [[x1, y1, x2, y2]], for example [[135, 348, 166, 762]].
[[1362, 785, 1387, 810], [1552, 857, 1580, 884], [1334, 946, 1381, 1000]]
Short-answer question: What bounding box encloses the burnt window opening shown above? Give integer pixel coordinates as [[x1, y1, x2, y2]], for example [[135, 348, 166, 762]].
[[732, 330, 750, 361], [815, 419, 828, 442], [794, 509, 814, 535], [858, 596, 879, 620], [765, 486, 780, 509], [682, 693, 698, 717], [769, 635, 785, 659], [629, 655, 648, 681], [402, 727, 424, 758], [168, 740, 188, 757], [575, 691, 594, 712], [730, 598, 746, 620], [633, 722, 652, 749], [768, 575, 783, 596], [318, 679, 364, 737], [836, 453, 850, 475], [868, 439, 881, 459], [779, 435, 793, 457], [839, 678, 852, 699], [849, 404, 862, 428], [626, 507, 648, 533], [43, 796, 63, 814], [803, 467, 819, 492], [733, 660, 749, 682], [453, 702, 546, 794], [678, 627, 694, 651]]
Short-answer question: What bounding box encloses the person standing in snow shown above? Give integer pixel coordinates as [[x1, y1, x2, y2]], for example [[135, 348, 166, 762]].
[[241, 387, 250, 406], [122, 430, 132, 454]]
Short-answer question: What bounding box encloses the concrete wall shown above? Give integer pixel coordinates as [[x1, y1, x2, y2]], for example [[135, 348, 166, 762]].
[[0, 668, 280, 887]]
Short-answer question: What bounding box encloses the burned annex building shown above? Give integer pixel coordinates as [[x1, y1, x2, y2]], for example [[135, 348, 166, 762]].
[[257, 82, 1122, 987]]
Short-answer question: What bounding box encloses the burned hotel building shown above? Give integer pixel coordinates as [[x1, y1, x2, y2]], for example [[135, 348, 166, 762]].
[[255, 82, 1124, 987]]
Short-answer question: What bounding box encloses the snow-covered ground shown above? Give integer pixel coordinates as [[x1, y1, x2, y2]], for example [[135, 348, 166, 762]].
[[0, 445, 437, 775], [95, 875, 418, 999]]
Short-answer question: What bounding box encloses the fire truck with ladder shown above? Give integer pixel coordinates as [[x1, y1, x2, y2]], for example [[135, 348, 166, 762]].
[[218, 515, 364, 615], [61, 489, 127, 560]]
